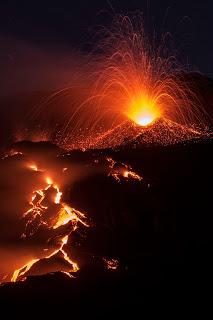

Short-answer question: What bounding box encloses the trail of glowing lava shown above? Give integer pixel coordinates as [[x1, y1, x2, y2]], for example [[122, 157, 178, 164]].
[[1, 149, 142, 283], [11, 165, 88, 282], [11, 259, 39, 282]]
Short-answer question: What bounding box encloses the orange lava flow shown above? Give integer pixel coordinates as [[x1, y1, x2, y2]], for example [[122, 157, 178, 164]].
[[10, 165, 88, 282], [11, 259, 39, 282], [2, 154, 142, 283]]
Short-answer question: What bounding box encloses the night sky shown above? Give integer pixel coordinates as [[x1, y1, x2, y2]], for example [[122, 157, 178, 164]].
[[0, 0, 213, 94]]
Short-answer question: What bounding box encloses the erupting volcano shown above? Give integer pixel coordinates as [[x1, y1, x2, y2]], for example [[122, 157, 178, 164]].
[[27, 14, 210, 152], [0, 8, 213, 309], [45, 14, 208, 151]]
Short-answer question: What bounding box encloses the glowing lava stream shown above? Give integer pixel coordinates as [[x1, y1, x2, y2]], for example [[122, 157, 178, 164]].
[[5, 156, 141, 283], [11, 168, 88, 282], [11, 235, 78, 282]]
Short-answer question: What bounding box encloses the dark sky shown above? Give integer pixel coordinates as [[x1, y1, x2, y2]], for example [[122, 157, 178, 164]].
[[0, 0, 213, 94]]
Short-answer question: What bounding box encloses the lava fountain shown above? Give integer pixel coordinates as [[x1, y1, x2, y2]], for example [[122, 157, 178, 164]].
[[23, 13, 210, 150], [87, 15, 206, 129], [56, 14, 208, 149]]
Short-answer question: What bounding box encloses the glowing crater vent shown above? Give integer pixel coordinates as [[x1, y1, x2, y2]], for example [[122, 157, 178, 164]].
[[127, 97, 160, 127]]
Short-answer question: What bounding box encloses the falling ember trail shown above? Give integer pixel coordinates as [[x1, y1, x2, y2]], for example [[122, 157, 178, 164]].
[[0, 149, 142, 284]]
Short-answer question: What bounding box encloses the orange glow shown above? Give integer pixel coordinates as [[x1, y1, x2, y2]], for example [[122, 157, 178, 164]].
[[123, 170, 143, 181], [29, 164, 38, 171], [46, 176, 53, 185]]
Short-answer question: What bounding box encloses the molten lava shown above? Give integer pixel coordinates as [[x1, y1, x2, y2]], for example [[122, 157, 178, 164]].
[[1, 146, 144, 283], [7, 163, 88, 283]]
